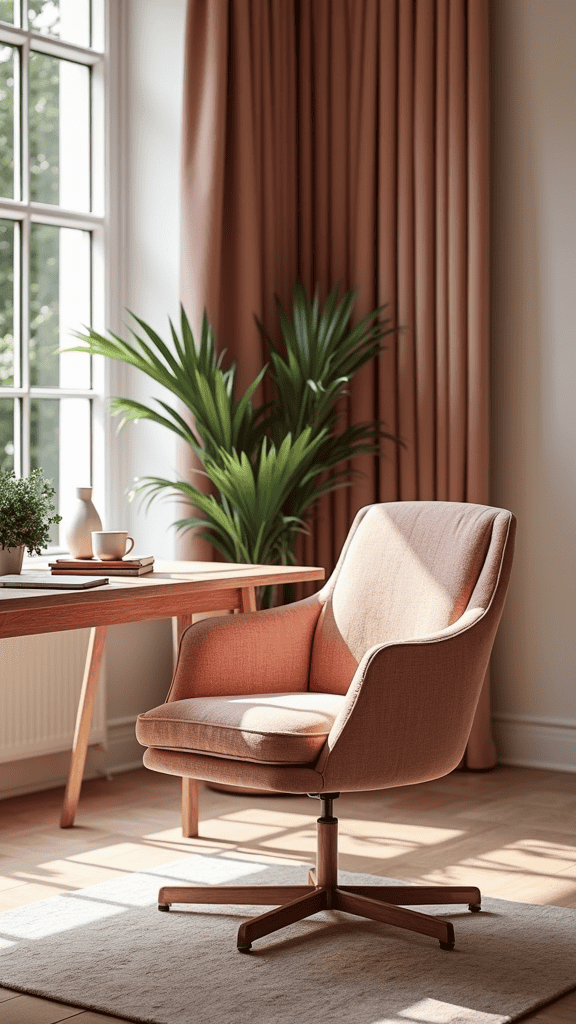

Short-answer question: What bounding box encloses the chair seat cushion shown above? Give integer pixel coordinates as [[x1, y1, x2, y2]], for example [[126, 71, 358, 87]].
[[136, 692, 345, 765]]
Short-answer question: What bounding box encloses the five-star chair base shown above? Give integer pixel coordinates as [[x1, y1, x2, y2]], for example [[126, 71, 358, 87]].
[[157, 794, 481, 953]]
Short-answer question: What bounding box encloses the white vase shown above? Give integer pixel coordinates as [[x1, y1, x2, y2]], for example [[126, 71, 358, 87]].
[[65, 487, 103, 558], [0, 545, 25, 575]]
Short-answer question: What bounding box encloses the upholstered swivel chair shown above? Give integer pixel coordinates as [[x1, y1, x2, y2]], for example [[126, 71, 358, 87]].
[[137, 501, 515, 953]]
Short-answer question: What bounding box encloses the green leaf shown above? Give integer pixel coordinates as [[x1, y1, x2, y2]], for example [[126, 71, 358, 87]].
[[0, 469, 61, 555], [69, 282, 400, 577]]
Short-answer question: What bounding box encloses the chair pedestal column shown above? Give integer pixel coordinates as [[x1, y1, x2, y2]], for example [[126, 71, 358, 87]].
[[316, 795, 339, 889]]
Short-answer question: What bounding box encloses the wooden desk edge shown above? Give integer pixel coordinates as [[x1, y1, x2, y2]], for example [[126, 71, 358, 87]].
[[0, 565, 324, 612], [0, 568, 325, 639]]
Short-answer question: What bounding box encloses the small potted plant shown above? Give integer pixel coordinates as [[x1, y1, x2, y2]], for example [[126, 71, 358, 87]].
[[0, 469, 62, 575]]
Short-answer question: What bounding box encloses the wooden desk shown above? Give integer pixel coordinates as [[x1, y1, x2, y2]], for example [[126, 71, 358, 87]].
[[0, 560, 324, 833]]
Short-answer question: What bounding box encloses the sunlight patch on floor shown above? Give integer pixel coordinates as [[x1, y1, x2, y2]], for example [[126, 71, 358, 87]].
[[219, 808, 314, 827], [410, 862, 576, 903], [0, 876, 25, 894], [256, 815, 464, 860], [9, 859, 124, 888], [143, 810, 464, 859], [0, 855, 266, 943], [472, 838, 576, 876], [217, 808, 465, 843], [421, 836, 576, 897], [372, 996, 501, 1023], [192, 816, 282, 842], [0, 892, 125, 940], [67, 841, 199, 871]]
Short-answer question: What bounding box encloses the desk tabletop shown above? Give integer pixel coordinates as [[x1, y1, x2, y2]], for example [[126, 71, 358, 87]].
[[0, 560, 325, 639]]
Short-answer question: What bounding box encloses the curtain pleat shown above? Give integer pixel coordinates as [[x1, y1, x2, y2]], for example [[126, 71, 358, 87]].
[[414, 0, 436, 501], [397, 0, 417, 501], [448, 0, 469, 503], [180, 0, 494, 767], [377, 0, 400, 503], [465, 0, 492, 770], [467, 0, 490, 505], [349, 0, 379, 514], [436, 0, 449, 501]]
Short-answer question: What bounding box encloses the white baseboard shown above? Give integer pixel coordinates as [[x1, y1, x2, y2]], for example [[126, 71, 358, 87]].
[[0, 715, 142, 802], [493, 713, 576, 773], [104, 714, 143, 774]]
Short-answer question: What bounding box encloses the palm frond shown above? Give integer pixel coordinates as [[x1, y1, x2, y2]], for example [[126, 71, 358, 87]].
[[257, 282, 397, 442], [74, 283, 400, 580], [109, 397, 202, 451], [71, 306, 266, 459]]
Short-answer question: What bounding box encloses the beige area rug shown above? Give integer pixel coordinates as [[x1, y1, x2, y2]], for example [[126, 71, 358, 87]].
[[0, 856, 575, 1024]]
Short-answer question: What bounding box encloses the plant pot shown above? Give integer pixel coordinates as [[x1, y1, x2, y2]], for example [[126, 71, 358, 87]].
[[0, 545, 25, 575]]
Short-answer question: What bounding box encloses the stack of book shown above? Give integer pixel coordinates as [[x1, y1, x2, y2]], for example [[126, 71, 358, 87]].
[[49, 555, 154, 577]]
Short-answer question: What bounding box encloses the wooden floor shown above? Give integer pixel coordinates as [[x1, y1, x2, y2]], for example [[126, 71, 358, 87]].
[[0, 765, 575, 1023]]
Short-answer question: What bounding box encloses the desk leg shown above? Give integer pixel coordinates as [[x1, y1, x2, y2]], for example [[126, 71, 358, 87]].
[[60, 625, 108, 828], [240, 585, 257, 613], [173, 614, 197, 837], [172, 614, 192, 663], [182, 778, 199, 838]]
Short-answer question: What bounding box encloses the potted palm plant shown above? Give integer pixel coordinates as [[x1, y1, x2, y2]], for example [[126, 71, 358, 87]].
[[72, 282, 399, 600], [0, 469, 62, 574]]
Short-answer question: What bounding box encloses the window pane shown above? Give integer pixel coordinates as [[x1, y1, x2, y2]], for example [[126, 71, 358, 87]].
[[0, 397, 15, 472], [0, 219, 16, 387], [30, 396, 91, 545], [0, 2, 15, 25], [0, 45, 16, 200], [29, 224, 91, 388], [29, 52, 90, 211], [27, 1, 91, 48]]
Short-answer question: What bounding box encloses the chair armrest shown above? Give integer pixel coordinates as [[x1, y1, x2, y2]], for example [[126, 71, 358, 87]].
[[167, 594, 323, 702], [317, 607, 493, 791]]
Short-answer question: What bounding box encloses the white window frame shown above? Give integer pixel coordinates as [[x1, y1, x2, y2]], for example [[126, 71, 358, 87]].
[[0, 0, 114, 550]]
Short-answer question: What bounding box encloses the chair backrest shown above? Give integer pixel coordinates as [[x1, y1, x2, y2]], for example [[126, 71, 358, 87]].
[[309, 501, 511, 695]]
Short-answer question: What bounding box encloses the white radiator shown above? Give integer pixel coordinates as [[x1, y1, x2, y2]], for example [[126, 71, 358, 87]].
[[0, 630, 106, 762]]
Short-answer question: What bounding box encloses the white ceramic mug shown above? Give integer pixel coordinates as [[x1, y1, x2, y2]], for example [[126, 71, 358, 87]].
[[91, 531, 135, 561]]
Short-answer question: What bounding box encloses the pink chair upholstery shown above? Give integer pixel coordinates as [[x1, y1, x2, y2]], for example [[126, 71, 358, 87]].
[[137, 501, 515, 953]]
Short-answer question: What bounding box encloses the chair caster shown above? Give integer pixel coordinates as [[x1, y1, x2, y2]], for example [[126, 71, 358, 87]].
[[158, 903, 170, 912], [237, 943, 252, 953], [469, 903, 481, 913], [439, 940, 455, 951]]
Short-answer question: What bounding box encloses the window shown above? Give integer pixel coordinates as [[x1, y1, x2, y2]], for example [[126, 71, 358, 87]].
[[0, 1, 105, 546]]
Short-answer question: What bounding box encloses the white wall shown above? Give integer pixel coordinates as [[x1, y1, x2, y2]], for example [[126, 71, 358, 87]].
[[103, 0, 188, 766], [110, 0, 186, 556], [490, 0, 576, 771]]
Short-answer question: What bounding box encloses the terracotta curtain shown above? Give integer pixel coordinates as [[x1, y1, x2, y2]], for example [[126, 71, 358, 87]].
[[180, 0, 493, 768]]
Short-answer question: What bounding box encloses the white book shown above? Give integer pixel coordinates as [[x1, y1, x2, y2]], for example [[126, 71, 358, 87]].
[[0, 574, 109, 590]]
